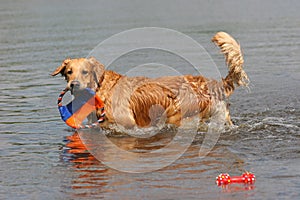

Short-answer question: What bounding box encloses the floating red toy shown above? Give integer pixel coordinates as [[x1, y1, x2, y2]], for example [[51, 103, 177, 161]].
[[57, 88, 105, 129], [216, 172, 255, 186]]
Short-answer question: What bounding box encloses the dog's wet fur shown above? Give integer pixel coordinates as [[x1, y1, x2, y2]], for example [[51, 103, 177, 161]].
[[52, 32, 248, 129]]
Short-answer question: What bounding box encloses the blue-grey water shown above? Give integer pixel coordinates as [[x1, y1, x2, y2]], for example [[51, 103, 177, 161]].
[[1, 0, 299, 199]]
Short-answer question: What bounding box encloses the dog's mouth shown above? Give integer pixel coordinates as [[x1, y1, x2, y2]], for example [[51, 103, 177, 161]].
[[70, 87, 81, 95], [69, 81, 97, 96], [69, 80, 83, 95]]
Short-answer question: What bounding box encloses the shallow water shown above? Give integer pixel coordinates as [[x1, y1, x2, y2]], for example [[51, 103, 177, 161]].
[[1, 0, 300, 199]]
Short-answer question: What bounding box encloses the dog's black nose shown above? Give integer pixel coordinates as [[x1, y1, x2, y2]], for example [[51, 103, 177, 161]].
[[70, 80, 80, 89]]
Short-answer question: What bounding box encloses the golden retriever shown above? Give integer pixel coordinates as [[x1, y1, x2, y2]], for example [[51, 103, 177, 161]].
[[52, 32, 248, 129]]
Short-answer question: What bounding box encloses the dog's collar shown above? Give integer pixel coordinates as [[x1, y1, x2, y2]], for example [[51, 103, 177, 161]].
[[93, 71, 105, 88]]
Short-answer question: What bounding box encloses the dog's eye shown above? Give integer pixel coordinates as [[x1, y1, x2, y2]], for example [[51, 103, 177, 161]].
[[67, 70, 72, 75], [82, 70, 88, 75]]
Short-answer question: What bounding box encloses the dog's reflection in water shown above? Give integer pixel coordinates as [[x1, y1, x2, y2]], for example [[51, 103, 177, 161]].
[[61, 132, 109, 195], [63, 132, 99, 166], [60, 130, 175, 196]]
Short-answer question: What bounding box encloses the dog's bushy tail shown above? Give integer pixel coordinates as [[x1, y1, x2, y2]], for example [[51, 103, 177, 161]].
[[212, 32, 249, 96]]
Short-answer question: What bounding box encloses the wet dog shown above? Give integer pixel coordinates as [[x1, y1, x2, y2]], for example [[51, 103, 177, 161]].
[[52, 32, 248, 129]]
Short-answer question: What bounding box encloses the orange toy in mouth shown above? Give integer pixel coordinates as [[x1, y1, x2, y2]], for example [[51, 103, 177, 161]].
[[57, 88, 105, 129]]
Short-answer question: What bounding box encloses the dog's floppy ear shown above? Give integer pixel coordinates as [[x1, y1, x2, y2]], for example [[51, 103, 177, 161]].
[[51, 58, 71, 76], [88, 57, 105, 85]]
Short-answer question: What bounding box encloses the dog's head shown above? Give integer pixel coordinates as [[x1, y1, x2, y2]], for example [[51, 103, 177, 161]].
[[52, 57, 105, 93]]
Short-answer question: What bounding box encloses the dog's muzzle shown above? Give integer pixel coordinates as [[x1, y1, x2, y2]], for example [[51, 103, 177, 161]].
[[70, 80, 81, 94]]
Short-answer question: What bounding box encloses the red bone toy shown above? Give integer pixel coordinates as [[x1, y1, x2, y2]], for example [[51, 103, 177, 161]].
[[216, 172, 255, 186]]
